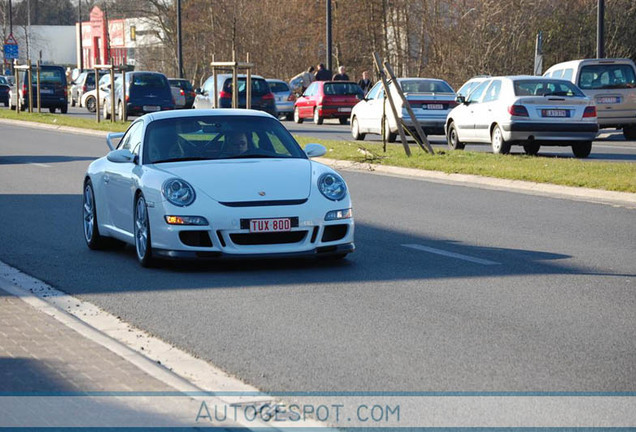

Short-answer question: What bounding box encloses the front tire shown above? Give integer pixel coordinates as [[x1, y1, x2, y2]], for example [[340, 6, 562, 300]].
[[351, 116, 365, 140], [293, 107, 303, 123], [313, 108, 323, 125], [134, 194, 154, 267], [491, 124, 511, 154], [83, 180, 107, 250], [446, 121, 465, 150], [49, 107, 56, 113], [86, 96, 96, 113], [572, 141, 592, 158], [60, 105, 68, 114]]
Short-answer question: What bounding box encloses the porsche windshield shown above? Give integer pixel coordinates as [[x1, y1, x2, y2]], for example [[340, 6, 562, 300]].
[[143, 115, 308, 164]]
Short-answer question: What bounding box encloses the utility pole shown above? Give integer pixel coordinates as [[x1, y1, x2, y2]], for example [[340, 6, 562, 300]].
[[325, 0, 332, 73], [78, 0, 83, 69], [9, 0, 12, 35], [596, 0, 605, 58], [176, 0, 183, 78]]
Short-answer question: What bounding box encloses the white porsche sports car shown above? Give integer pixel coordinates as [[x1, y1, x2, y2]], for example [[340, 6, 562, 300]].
[[82, 109, 355, 266]]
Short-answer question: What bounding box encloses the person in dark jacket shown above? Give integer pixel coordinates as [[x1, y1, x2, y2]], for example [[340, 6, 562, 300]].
[[357, 70, 373, 93], [315, 63, 332, 81], [332, 66, 350, 81]]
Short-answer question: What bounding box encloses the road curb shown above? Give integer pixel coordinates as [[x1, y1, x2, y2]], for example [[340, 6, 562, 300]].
[[316, 157, 636, 209], [1, 117, 634, 208]]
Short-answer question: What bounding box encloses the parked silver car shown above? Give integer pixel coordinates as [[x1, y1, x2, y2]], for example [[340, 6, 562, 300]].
[[266, 79, 295, 121], [445, 76, 598, 157], [350, 78, 456, 141]]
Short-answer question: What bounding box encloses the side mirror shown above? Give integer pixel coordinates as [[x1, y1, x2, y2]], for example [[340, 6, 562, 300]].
[[195, 88, 202, 95], [456, 95, 466, 105], [106, 149, 135, 163], [106, 132, 125, 151], [304, 143, 327, 158]]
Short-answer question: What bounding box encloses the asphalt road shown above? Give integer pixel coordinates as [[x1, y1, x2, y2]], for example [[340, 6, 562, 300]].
[[13, 104, 636, 162], [0, 122, 635, 393]]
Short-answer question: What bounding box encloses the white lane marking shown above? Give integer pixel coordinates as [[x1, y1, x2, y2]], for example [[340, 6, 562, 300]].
[[29, 162, 51, 168], [402, 244, 501, 266]]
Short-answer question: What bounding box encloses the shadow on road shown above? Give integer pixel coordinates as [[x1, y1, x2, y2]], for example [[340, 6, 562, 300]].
[[0, 193, 632, 296], [0, 155, 96, 165]]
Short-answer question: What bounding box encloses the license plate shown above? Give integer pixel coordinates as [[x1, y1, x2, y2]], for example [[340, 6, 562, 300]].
[[40, 89, 54, 94], [143, 105, 161, 112], [249, 218, 291, 233], [338, 107, 352, 112], [597, 96, 620, 104], [426, 103, 444, 110], [542, 109, 568, 117]]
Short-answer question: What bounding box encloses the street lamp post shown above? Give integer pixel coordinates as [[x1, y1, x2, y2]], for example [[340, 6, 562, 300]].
[[177, 0, 183, 78], [597, 0, 604, 58]]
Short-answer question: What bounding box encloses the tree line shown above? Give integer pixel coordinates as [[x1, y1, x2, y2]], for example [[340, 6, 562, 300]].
[[2, 0, 636, 90]]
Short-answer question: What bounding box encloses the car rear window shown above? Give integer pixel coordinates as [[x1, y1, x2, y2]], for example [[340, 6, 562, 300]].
[[169, 79, 193, 91], [323, 82, 363, 96], [223, 78, 271, 95], [131, 73, 168, 88], [513, 80, 584, 97], [25, 68, 64, 84], [400, 80, 454, 93], [268, 81, 290, 93], [578, 64, 636, 90]]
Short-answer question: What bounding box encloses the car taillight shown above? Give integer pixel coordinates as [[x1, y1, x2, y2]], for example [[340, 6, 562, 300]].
[[583, 106, 597, 118], [219, 90, 231, 99], [448, 101, 458, 108], [287, 93, 296, 102], [82, 85, 87, 92], [21, 84, 27, 96], [262, 92, 274, 101], [508, 105, 529, 117], [180, 89, 185, 96], [126, 95, 130, 102]]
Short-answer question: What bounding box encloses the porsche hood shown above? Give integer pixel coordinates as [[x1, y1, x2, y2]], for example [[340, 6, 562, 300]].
[[157, 158, 313, 203]]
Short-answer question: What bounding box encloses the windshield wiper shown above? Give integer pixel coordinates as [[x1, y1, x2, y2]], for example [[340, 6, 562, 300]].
[[223, 153, 281, 159]]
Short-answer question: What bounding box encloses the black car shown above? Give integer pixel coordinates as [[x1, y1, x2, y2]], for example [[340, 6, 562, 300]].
[[0, 75, 9, 106], [168, 78, 195, 109], [10, 65, 68, 113], [109, 71, 175, 120], [193, 74, 277, 116]]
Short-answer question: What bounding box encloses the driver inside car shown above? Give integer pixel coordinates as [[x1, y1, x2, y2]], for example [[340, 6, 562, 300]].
[[222, 131, 249, 156]]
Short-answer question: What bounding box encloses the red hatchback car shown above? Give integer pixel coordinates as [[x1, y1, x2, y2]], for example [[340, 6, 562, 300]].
[[294, 81, 364, 125]]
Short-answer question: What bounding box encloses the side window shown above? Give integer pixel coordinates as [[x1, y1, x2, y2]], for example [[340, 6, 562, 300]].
[[483, 80, 502, 103], [552, 69, 564, 79], [118, 122, 143, 156], [467, 80, 490, 103], [202, 77, 214, 94], [562, 69, 573, 81], [365, 82, 382, 100], [304, 83, 317, 97]]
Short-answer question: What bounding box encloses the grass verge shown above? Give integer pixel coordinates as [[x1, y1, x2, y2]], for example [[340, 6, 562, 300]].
[[0, 108, 129, 132], [295, 136, 636, 193], [2, 110, 634, 193]]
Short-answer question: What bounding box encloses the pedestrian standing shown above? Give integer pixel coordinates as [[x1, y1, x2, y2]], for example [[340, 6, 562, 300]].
[[357, 71, 373, 94], [315, 63, 332, 81], [332, 66, 350, 81], [301, 66, 315, 89]]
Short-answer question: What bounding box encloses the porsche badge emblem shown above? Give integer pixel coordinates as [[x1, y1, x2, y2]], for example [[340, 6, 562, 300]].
[[258, 191, 266, 196]]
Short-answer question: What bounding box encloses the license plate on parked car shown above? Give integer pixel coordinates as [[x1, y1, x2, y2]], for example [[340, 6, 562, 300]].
[[338, 107, 352, 112], [143, 105, 161, 112], [597, 96, 620, 104], [542, 109, 568, 117], [425, 104, 444, 110], [40, 89, 54, 94], [249, 218, 292, 233]]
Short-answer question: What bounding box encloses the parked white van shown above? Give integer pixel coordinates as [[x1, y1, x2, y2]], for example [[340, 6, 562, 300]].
[[544, 58, 636, 140]]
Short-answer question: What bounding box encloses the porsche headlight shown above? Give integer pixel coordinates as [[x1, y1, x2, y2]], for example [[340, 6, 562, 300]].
[[318, 173, 347, 201], [162, 178, 196, 207]]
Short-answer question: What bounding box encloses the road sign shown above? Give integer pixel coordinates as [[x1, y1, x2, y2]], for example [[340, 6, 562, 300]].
[[4, 34, 18, 60]]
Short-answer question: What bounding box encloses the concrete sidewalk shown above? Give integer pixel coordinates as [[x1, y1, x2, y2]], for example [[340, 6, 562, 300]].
[[0, 287, 173, 393]]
